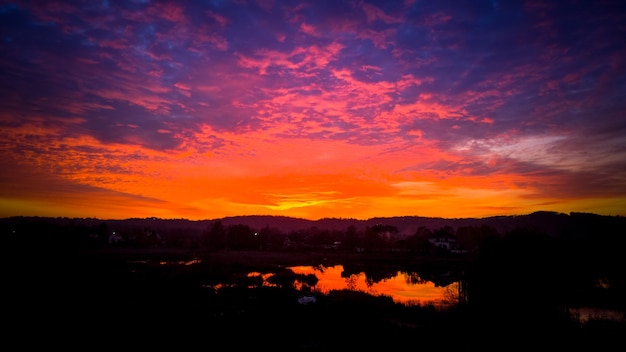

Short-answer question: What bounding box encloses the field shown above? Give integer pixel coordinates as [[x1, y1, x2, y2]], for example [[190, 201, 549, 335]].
[[3, 243, 624, 350]]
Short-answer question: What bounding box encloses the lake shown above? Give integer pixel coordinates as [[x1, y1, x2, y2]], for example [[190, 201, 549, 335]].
[[210, 264, 459, 307]]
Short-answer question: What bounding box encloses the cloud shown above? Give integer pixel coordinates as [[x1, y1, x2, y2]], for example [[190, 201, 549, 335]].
[[1, 0, 625, 219]]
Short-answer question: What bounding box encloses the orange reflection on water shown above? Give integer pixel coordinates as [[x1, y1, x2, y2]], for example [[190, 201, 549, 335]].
[[289, 265, 455, 307]]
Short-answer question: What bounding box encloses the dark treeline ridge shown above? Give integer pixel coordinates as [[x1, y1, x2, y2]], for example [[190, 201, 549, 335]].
[[1, 211, 625, 349], [1, 210, 624, 246]]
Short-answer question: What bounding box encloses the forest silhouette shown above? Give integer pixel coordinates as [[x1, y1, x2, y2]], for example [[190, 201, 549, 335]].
[[1, 212, 624, 349]]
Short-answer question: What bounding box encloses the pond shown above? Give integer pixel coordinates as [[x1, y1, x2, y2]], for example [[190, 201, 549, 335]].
[[221, 264, 460, 307], [129, 253, 624, 324]]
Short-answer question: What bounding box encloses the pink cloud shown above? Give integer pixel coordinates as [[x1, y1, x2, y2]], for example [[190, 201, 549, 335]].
[[174, 83, 191, 91], [356, 28, 397, 49], [97, 38, 131, 50], [360, 2, 403, 24], [300, 23, 320, 37], [147, 3, 187, 22], [420, 12, 452, 26], [206, 10, 229, 27], [236, 42, 344, 75]]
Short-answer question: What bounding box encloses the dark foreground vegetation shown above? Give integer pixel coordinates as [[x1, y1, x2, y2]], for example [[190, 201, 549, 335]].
[[1, 214, 625, 349]]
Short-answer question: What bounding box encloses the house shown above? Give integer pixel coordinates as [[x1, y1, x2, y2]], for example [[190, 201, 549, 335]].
[[428, 235, 468, 254], [108, 231, 123, 244], [428, 235, 457, 250]]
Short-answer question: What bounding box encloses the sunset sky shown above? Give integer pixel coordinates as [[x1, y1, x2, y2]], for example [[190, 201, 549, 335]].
[[1, 0, 625, 220]]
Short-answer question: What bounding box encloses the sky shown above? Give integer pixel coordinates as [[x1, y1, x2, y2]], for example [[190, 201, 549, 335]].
[[1, 0, 625, 221]]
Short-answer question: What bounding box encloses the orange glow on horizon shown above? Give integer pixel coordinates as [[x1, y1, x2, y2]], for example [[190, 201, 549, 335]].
[[1, 121, 624, 220]]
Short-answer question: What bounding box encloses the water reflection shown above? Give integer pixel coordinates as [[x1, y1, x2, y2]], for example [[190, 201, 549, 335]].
[[152, 257, 461, 307], [248, 265, 458, 307]]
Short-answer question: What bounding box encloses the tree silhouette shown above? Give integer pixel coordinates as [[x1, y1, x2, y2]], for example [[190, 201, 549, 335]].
[[405, 226, 433, 254], [227, 224, 257, 249], [203, 220, 226, 250]]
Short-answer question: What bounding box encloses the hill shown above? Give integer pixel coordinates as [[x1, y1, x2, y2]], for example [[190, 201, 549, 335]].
[[2, 211, 623, 239], [219, 211, 624, 238]]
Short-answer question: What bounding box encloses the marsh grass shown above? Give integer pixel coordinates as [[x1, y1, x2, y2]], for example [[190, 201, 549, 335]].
[[3, 246, 624, 349]]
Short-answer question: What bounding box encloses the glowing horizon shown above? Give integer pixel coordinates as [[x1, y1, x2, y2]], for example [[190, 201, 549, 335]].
[[1, 1, 625, 221]]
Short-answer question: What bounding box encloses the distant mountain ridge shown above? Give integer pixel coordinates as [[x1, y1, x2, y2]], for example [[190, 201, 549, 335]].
[[217, 211, 624, 238], [3, 211, 623, 238]]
